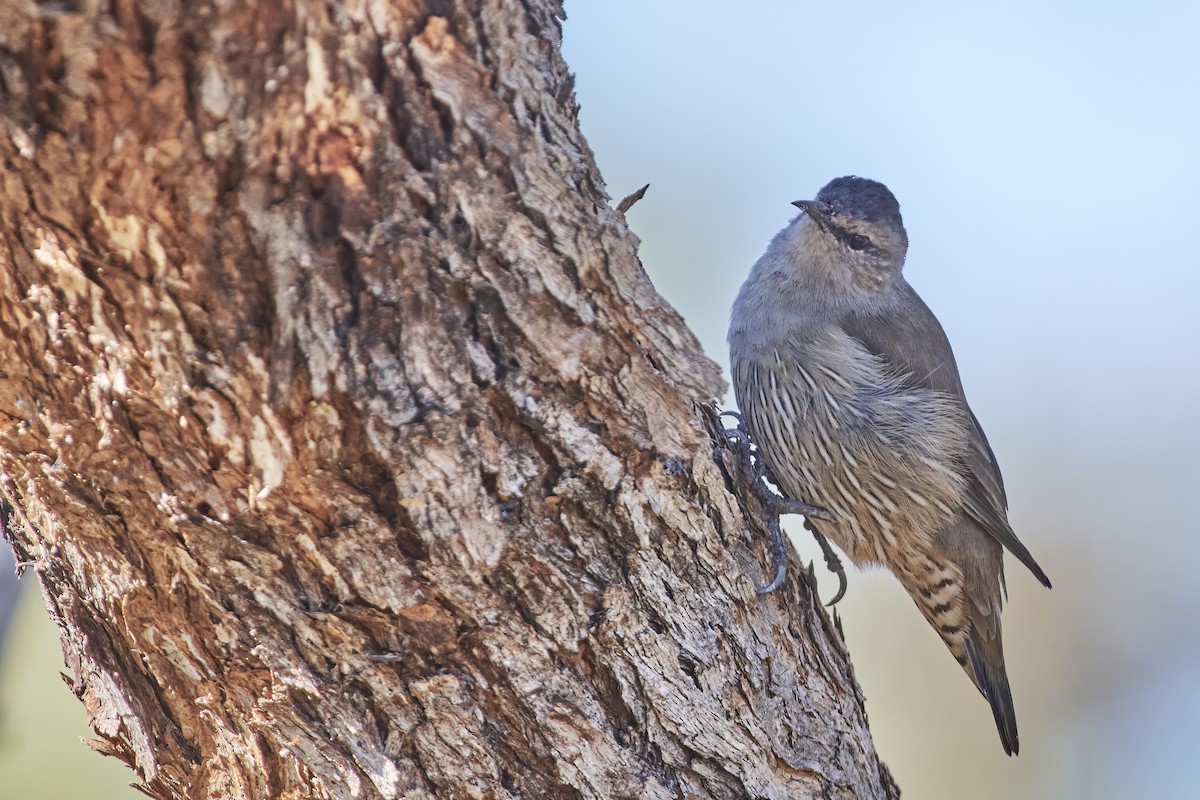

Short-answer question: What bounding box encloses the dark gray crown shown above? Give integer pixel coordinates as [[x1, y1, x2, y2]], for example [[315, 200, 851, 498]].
[[816, 176, 903, 228]]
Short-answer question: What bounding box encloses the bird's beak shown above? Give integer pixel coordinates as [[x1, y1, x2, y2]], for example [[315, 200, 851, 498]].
[[792, 199, 831, 230]]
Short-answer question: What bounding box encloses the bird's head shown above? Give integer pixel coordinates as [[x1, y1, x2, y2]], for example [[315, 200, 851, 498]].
[[791, 176, 909, 295]]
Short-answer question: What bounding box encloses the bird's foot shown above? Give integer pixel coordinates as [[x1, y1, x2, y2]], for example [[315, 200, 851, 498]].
[[721, 410, 839, 596], [805, 520, 848, 606]]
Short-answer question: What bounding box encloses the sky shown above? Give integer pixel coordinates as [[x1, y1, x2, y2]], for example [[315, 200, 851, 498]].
[[563, 2, 1200, 798], [2, 2, 1199, 798]]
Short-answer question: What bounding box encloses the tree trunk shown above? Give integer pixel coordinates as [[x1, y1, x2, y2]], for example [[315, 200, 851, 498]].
[[0, 1, 898, 798]]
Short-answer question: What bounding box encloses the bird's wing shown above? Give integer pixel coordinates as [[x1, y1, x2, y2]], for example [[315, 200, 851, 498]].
[[841, 281, 1051, 587]]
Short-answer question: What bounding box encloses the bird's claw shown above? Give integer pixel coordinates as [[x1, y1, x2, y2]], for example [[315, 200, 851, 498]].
[[757, 517, 789, 595], [719, 410, 747, 426], [805, 520, 848, 606]]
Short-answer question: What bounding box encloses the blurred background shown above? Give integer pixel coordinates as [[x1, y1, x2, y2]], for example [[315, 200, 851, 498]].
[[3, 0, 1199, 796]]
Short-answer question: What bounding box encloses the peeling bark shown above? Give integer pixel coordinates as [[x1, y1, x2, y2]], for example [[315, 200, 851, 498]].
[[0, 1, 899, 798]]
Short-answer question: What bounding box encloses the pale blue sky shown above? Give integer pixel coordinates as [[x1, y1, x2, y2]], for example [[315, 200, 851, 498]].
[[565, 3, 1200, 798]]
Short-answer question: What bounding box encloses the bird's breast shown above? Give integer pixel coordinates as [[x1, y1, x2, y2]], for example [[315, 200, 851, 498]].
[[731, 329, 970, 568]]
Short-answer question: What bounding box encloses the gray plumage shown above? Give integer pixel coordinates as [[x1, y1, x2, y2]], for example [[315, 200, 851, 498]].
[[728, 176, 1050, 755]]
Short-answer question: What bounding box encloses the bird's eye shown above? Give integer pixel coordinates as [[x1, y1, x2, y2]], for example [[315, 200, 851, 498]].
[[847, 233, 871, 251]]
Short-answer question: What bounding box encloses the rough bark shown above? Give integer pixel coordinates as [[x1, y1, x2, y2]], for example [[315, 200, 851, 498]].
[[0, 1, 899, 798]]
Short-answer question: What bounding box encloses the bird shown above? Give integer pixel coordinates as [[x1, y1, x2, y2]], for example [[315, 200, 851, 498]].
[[727, 175, 1051, 755]]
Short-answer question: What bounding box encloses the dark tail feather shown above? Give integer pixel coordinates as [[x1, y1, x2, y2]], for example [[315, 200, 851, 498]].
[[965, 631, 1019, 756]]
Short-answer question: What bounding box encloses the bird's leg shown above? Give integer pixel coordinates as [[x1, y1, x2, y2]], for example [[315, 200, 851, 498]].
[[720, 410, 841, 596], [720, 410, 763, 487], [721, 411, 831, 519]]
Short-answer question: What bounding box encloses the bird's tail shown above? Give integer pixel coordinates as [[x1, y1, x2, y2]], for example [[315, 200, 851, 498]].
[[904, 535, 1020, 755], [962, 613, 1019, 756]]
